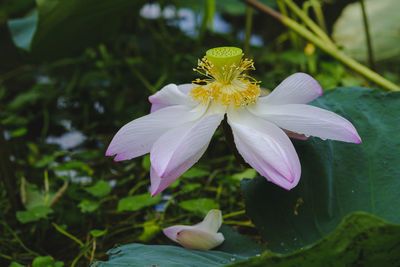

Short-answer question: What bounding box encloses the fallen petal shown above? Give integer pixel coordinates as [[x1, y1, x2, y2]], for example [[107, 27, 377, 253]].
[[163, 209, 224, 250]]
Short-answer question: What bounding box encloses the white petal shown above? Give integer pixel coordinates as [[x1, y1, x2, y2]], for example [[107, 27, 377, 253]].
[[150, 113, 223, 178], [228, 109, 301, 190], [150, 144, 208, 196], [106, 105, 205, 161], [149, 83, 194, 113], [194, 209, 222, 233], [177, 83, 194, 95], [250, 104, 362, 143], [258, 73, 323, 105], [176, 229, 224, 250]]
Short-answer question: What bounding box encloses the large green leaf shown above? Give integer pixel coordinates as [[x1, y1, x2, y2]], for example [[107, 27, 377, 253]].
[[229, 212, 400, 266], [241, 87, 400, 253], [7, 0, 144, 60], [92, 213, 400, 266], [92, 226, 265, 267]]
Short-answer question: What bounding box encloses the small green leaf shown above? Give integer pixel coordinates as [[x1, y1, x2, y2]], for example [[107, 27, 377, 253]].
[[85, 181, 111, 198], [179, 198, 219, 216], [90, 229, 108, 238], [16, 206, 53, 224], [9, 261, 25, 267], [32, 256, 64, 267], [138, 221, 160, 242], [53, 161, 93, 175], [181, 168, 209, 178], [9, 127, 27, 137], [231, 168, 257, 181], [181, 183, 201, 193], [117, 194, 161, 212], [78, 199, 99, 213], [7, 10, 38, 51]]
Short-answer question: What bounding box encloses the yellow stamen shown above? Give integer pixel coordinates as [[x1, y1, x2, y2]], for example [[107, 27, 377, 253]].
[[191, 47, 260, 107]]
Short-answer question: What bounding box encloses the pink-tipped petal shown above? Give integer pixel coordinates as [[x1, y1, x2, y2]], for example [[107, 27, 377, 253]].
[[106, 105, 203, 161], [251, 104, 362, 143], [150, 144, 208, 196], [259, 73, 323, 105], [150, 114, 223, 178], [228, 110, 301, 190], [163, 225, 193, 242], [149, 83, 194, 113], [176, 229, 224, 250]]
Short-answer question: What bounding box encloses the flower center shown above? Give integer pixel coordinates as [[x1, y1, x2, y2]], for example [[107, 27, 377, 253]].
[[190, 47, 260, 107]]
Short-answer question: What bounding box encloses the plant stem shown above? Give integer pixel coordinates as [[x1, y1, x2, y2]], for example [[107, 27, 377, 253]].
[[283, 0, 334, 47], [244, 5, 253, 55], [310, 0, 327, 34], [360, 0, 375, 70], [223, 210, 246, 219], [242, 0, 400, 91], [52, 222, 84, 247]]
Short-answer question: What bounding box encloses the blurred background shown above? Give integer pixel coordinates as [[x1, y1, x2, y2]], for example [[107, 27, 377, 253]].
[[0, 0, 399, 266]]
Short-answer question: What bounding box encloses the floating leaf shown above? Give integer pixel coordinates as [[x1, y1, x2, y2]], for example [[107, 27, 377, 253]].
[[92, 225, 264, 267]]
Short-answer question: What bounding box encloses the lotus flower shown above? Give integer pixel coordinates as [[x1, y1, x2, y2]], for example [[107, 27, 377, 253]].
[[163, 209, 224, 250], [106, 47, 361, 196]]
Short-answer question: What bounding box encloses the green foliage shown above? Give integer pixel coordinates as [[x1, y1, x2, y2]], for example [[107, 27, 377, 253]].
[[179, 198, 220, 216], [16, 206, 53, 223], [118, 194, 161, 212], [90, 229, 108, 238], [7, 0, 146, 60], [85, 181, 111, 198], [241, 87, 400, 253], [32, 256, 64, 267]]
